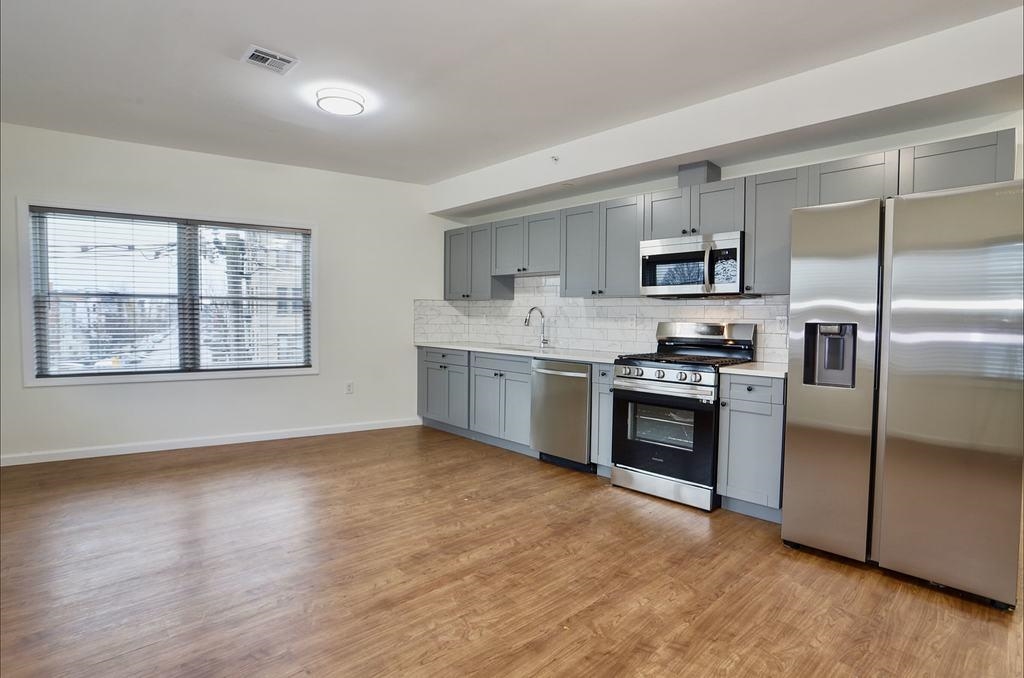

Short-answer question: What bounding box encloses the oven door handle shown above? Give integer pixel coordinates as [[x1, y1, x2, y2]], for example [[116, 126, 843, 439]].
[[612, 381, 717, 407]]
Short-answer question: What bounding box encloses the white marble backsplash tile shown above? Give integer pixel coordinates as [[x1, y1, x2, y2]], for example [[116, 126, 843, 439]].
[[414, 275, 790, 365]]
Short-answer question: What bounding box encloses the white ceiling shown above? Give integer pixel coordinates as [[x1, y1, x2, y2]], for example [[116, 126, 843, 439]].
[[1, 0, 1020, 184]]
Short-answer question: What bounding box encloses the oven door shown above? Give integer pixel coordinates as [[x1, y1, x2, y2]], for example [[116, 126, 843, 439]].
[[639, 231, 742, 296], [611, 388, 718, 487]]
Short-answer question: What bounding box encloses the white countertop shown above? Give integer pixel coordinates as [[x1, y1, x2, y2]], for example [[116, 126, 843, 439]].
[[719, 362, 788, 379], [415, 341, 620, 365]]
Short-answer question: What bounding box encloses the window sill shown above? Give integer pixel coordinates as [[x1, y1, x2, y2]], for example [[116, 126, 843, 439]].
[[23, 366, 319, 388]]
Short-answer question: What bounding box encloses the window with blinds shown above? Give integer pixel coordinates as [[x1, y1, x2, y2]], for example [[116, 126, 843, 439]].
[[29, 207, 312, 378]]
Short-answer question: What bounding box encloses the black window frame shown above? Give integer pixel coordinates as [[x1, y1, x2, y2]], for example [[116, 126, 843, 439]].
[[28, 206, 313, 380]]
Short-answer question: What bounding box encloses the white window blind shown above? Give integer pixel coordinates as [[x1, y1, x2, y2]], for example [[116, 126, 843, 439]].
[[30, 207, 312, 378]]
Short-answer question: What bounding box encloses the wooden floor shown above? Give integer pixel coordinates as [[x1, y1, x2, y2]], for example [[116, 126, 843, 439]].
[[1, 427, 1020, 677]]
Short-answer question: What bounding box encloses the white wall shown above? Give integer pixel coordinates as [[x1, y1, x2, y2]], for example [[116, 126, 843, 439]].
[[428, 7, 1024, 214], [458, 110, 1024, 225], [415, 279, 789, 365], [0, 123, 450, 464]]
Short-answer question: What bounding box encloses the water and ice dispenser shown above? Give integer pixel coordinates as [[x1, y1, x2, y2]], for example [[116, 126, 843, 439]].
[[803, 323, 857, 388]]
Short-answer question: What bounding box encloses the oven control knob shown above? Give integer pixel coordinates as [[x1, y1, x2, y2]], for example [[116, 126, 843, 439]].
[[634, 368, 644, 377], [676, 372, 687, 381], [655, 369, 665, 379], [690, 372, 702, 383], [622, 367, 632, 376]]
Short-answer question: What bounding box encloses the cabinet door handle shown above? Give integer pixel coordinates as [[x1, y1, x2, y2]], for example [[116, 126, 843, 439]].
[[608, 387, 613, 393], [690, 228, 698, 234], [600, 371, 608, 377], [499, 372, 505, 377], [523, 267, 528, 272], [721, 401, 727, 407], [747, 386, 754, 392], [745, 285, 752, 292], [598, 290, 604, 294], [591, 290, 596, 295], [493, 372, 499, 377]]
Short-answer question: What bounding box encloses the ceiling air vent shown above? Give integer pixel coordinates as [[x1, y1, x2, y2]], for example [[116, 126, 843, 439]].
[[241, 45, 299, 75]]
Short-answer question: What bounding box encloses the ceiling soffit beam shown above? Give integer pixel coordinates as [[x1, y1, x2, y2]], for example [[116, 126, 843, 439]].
[[426, 7, 1024, 214]]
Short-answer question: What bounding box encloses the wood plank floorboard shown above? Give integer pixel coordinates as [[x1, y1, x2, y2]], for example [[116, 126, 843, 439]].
[[1, 426, 1020, 677]]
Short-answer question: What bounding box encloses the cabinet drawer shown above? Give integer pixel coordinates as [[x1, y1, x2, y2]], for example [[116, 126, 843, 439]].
[[725, 375, 784, 404], [471, 352, 532, 374], [424, 349, 468, 366], [726, 398, 772, 416], [594, 363, 614, 385]]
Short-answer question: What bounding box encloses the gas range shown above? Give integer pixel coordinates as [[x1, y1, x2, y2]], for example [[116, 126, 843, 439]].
[[613, 322, 755, 403], [609, 321, 756, 511]]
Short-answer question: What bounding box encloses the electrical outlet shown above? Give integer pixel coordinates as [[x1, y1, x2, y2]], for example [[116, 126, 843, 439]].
[[344, 381, 355, 395]]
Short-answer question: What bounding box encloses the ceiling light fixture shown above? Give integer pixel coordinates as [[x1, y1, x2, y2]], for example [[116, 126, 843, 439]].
[[316, 88, 366, 116]]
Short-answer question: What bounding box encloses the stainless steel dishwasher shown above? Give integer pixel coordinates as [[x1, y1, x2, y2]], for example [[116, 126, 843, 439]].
[[530, 359, 592, 471]]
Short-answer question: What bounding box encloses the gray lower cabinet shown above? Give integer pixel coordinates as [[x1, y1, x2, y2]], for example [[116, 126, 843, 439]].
[[691, 177, 745, 234], [500, 371, 532, 446], [590, 365, 614, 467], [898, 129, 1015, 194], [644, 188, 692, 239], [469, 354, 532, 446], [469, 368, 502, 437], [444, 224, 513, 301], [808, 151, 898, 205], [717, 374, 785, 509], [743, 168, 808, 295], [418, 349, 469, 428]]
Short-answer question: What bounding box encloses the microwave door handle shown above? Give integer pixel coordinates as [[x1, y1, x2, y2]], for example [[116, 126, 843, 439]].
[[703, 246, 712, 292]]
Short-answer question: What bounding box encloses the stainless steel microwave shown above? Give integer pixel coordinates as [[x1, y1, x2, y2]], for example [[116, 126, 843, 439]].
[[640, 231, 743, 297]]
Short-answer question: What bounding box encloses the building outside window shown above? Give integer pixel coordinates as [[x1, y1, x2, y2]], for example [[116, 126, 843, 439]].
[[27, 206, 313, 380]]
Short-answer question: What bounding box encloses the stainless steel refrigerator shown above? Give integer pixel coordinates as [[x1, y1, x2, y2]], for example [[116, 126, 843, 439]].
[[782, 180, 1024, 609]]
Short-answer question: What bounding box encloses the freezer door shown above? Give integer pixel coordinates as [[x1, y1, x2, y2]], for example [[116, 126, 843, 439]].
[[877, 181, 1023, 607], [782, 199, 882, 561]]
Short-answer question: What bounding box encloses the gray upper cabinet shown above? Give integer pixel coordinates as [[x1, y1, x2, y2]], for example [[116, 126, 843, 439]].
[[743, 168, 808, 295], [560, 203, 601, 297], [524, 211, 561, 275], [491, 218, 525, 276], [691, 178, 745, 234], [599, 195, 643, 297], [808, 151, 898, 205], [444, 225, 513, 301], [643, 188, 692, 240], [493, 212, 561, 276], [444, 228, 470, 300], [717, 374, 785, 509], [898, 129, 1016, 195]]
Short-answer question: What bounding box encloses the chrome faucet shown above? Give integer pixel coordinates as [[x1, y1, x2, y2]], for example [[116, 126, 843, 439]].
[[524, 307, 549, 347]]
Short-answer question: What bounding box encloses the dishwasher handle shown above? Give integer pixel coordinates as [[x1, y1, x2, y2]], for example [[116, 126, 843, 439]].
[[533, 367, 588, 378]]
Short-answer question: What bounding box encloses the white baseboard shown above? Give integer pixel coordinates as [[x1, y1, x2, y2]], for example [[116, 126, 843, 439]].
[[0, 417, 423, 466]]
